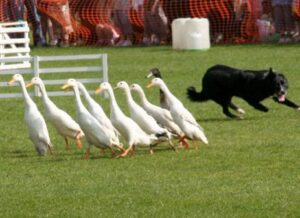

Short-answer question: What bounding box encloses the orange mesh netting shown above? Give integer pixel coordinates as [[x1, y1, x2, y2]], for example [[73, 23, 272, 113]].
[[0, 0, 272, 45]]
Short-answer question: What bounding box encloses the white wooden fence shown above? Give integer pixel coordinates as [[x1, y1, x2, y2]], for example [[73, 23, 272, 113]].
[[0, 21, 31, 70], [0, 54, 108, 98]]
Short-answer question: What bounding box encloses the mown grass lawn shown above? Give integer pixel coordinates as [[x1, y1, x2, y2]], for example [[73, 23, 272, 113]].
[[0, 44, 299, 217]]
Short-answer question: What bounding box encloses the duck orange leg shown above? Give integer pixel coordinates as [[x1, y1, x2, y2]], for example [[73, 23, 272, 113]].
[[75, 131, 82, 149], [179, 135, 190, 149], [85, 147, 91, 160], [48, 145, 53, 155], [116, 144, 134, 158], [64, 137, 70, 150], [110, 148, 116, 157], [114, 144, 126, 154]]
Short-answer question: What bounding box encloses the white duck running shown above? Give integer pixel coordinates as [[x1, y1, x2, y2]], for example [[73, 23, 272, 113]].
[[62, 79, 124, 159], [116, 81, 175, 151], [77, 81, 120, 146], [146, 68, 170, 109], [147, 78, 208, 148], [95, 82, 158, 157], [130, 83, 183, 137], [26, 77, 84, 150], [8, 74, 52, 155]]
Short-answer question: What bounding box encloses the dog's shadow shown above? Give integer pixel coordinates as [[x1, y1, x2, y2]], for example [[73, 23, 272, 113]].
[[197, 116, 258, 123]]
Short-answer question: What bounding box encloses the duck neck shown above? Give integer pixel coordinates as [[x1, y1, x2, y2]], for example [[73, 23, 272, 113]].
[[72, 86, 85, 113], [19, 79, 34, 106], [78, 85, 94, 108], [158, 82, 172, 99], [37, 83, 53, 107], [107, 87, 121, 116], [137, 89, 149, 107], [123, 88, 135, 107]]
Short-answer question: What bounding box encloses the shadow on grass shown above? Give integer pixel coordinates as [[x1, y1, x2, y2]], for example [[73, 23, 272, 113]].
[[3, 148, 82, 162], [3, 143, 190, 162], [197, 116, 259, 123]]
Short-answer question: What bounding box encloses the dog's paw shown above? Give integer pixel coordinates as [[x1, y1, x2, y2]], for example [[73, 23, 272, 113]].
[[237, 108, 246, 114], [296, 107, 300, 111]]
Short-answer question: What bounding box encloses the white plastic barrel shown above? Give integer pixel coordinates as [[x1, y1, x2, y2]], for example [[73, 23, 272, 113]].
[[171, 18, 189, 49], [185, 18, 210, 50], [172, 18, 210, 50]]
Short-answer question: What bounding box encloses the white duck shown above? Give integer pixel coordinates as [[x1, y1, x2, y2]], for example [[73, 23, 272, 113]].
[[116, 81, 175, 151], [26, 77, 84, 150], [146, 68, 170, 109], [130, 83, 183, 137], [8, 74, 52, 155], [62, 79, 124, 159], [147, 78, 208, 147], [76, 81, 120, 146], [95, 82, 158, 157]]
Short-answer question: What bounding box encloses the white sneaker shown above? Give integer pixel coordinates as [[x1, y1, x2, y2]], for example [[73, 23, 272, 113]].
[[116, 40, 125, 46], [121, 40, 132, 46], [142, 37, 151, 46]]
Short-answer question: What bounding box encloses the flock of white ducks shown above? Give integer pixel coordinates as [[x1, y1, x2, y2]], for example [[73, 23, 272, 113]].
[[26, 77, 84, 150], [96, 82, 158, 157], [62, 79, 125, 159], [130, 83, 183, 140], [8, 74, 208, 158], [115, 81, 175, 151]]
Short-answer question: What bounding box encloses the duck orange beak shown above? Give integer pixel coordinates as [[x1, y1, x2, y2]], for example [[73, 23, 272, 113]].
[[8, 78, 16, 86], [146, 82, 153, 88], [25, 82, 33, 88], [62, 84, 71, 91], [95, 87, 102, 94]]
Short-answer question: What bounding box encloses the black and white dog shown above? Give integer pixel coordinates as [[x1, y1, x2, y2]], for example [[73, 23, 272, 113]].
[[187, 64, 300, 118]]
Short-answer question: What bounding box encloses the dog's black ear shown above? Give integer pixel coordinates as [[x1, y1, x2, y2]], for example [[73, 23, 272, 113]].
[[266, 68, 276, 79], [269, 67, 273, 73]]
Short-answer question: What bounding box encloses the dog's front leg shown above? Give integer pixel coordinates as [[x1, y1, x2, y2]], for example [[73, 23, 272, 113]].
[[247, 101, 269, 112], [272, 97, 300, 110], [222, 106, 239, 118]]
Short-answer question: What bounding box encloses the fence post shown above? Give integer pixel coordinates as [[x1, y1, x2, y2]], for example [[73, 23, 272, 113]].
[[33, 56, 40, 97], [101, 54, 108, 98], [102, 54, 108, 82]]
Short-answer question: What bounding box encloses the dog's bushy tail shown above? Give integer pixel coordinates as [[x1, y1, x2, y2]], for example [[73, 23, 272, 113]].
[[187, 86, 209, 102]]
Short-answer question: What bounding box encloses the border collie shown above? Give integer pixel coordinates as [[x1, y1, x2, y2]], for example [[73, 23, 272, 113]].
[[187, 64, 300, 118]]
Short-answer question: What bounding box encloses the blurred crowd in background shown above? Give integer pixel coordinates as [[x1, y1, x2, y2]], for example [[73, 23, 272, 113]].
[[1, 0, 300, 47]]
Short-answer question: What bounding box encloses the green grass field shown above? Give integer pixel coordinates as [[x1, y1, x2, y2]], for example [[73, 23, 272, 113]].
[[0, 44, 299, 217]]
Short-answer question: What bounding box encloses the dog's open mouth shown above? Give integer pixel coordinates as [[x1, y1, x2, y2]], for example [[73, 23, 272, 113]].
[[277, 94, 286, 102]]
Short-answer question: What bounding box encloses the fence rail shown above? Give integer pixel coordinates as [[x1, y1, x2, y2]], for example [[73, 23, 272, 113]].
[[0, 21, 31, 70], [0, 54, 109, 98]]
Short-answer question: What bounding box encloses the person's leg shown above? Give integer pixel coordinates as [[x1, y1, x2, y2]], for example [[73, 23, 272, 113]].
[[282, 3, 295, 40], [113, 10, 125, 45], [119, 10, 133, 45], [273, 5, 284, 33], [143, 11, 152, 45]]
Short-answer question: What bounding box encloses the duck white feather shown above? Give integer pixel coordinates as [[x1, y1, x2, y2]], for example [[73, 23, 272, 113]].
[[116, 81, 176, 150], [130, 83, 183, 137], [62, 79, 124, 159], [26, 77, 84, 150], [95, 82, 158, 157], [77, 82, 120, 145], [147, 78, 208, 146], [8, 74, 52, 155], [146, 68, 170, 109]]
